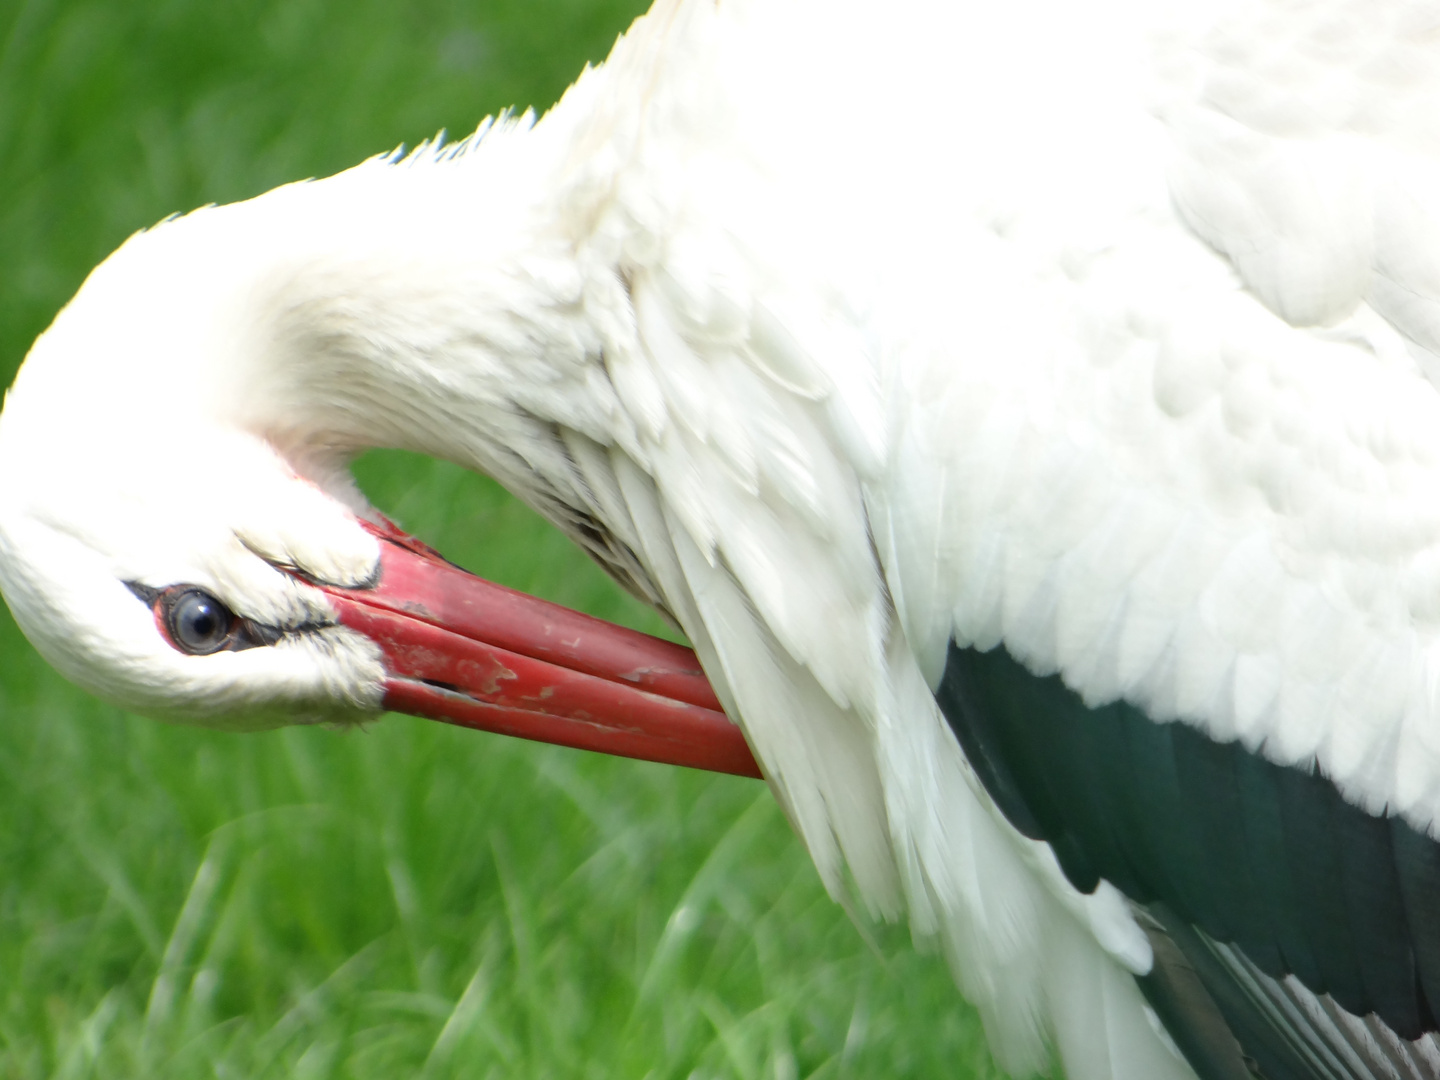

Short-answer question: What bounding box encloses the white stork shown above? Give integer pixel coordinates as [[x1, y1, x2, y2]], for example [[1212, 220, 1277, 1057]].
[[2, 1, 1438, 1077]]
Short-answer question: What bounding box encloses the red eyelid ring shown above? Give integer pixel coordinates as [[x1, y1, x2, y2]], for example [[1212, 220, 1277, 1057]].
[[291, 516, 764, 780], [148, 584, 202, 653]]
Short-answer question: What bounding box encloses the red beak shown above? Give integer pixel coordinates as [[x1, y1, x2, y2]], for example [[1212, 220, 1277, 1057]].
[[297, 518, 762, 779]]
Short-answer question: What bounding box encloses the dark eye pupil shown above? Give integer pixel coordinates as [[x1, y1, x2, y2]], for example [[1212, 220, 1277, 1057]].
[[166, 590, 234, 654]]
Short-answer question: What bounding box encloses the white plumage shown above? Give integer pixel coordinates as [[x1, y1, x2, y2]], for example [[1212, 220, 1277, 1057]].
[[7, 1, 1440, 1077]]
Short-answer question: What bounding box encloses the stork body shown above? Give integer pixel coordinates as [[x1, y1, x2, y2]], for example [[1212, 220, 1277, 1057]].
[[4, 1, 1440, 1077]]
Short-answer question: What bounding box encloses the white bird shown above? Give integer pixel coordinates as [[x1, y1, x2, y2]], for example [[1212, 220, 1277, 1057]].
[[6, 1, 1440, 1077]]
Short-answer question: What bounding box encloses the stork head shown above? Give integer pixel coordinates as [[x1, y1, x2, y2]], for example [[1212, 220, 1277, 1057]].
[[0, 191, 757, 776], [0, 208, 395, 729]]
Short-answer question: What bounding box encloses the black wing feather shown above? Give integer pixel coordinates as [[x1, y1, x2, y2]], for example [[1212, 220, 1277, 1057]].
[[1273, 763, 1369, 1018], [936, 641, 1440, 1079], [1334, 798, 1421, 1038], [1391, 821, 1440, 1034], [1234, 745, 1321, 988]]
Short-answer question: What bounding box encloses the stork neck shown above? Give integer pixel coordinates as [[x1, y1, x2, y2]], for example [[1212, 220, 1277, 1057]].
[[218, 2, 717, 485], [189, 112, 644, 509], [10, 0, 706, 515]]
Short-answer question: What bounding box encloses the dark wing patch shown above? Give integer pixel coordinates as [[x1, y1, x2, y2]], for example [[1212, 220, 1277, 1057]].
[[936, 642, 1440, 1076]]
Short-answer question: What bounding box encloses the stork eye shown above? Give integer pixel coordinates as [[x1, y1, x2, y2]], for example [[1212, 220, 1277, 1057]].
[[163, 589, 235, 655]]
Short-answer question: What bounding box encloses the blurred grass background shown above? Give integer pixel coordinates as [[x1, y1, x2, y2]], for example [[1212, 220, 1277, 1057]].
[[0, 2, 1006, 1077]]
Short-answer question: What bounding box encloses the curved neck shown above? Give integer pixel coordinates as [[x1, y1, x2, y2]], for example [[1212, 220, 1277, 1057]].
[[2, 0, 723, 591], [232, 156, 632, 493]]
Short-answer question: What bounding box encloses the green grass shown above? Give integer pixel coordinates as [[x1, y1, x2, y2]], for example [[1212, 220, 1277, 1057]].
[[0, 3, 1007, 1077]]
